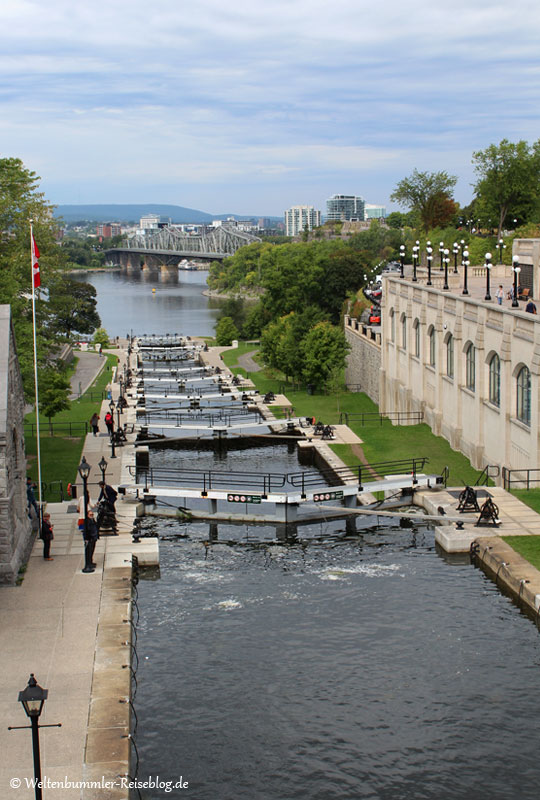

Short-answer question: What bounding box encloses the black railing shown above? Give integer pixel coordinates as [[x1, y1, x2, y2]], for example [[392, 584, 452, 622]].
[[136, 410, 263, 427], [502, 467, 540, 490], [475, 465, 500, 486], [24, 421, 90, 437], [339, 411, 424, 426]]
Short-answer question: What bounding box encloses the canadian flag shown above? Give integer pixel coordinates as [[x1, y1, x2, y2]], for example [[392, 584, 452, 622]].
[[31, 234, 41, 288]]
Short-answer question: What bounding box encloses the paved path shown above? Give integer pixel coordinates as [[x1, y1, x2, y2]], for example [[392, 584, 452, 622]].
[[237, 349, 262, 372], [69, 351, 107, 400]]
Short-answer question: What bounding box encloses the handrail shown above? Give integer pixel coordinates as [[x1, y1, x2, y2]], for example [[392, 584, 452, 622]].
[[338, 411, 424, 426], [474, 465, 500, 486]]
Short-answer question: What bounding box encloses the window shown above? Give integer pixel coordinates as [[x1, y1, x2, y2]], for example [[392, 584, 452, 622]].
[[401, 314, 407, 350], [465, 343, 476, 391], [428, 327, 436, 367], [489, 354, 500, 407], [446, 335, 454, 378], [413, 319, 420, 357], [516, 365, 531, 426], [390, 309, 395, 342]]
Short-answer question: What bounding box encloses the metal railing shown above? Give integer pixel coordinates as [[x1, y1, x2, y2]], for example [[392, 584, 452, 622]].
[[474, 465, 500, 486], [339, 411, 424, 426], [24, 421, 90, 437], [502, 467, 540, 490], [136, 409, 262, 427]]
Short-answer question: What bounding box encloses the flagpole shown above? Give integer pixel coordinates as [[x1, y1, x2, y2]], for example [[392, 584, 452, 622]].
[[30, 220, 43, 521]]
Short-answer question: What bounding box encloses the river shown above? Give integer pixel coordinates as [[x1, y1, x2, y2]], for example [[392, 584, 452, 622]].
[[85, 270, 540, 799]]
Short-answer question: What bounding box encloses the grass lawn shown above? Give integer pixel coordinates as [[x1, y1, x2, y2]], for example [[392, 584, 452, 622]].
[[25, 352, 118, 500], [503, 536, 540, 570], [510, 489, 540, 514], [225, 342, 483, 485]]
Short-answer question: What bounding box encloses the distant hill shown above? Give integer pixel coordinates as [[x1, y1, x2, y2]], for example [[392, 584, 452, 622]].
[[54, 204, 282, 225]]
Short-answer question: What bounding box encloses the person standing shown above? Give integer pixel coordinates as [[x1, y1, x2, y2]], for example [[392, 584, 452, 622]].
[[40, 513, 54, 560], [98, 481, 118, 512], [82, 509, 99, 573], [90, 412, 100, 436], [496, 285, 504, 305], [104, 411, 114, 437], [26, 477, 39, 518], [525, 299, 537, 314]]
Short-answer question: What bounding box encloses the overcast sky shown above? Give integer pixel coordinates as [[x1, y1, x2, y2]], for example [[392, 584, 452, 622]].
[[2, 0, 540, 216]]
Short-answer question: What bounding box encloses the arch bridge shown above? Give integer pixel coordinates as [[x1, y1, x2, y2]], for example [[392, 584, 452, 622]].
[[106, 225, 261, 269]]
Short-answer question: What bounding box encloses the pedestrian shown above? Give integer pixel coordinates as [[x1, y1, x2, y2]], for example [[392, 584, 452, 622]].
[[77, 489, 93, 531], [525, 299, 537, 314], [82, 509, 99, 573], [40, 512, 54, 561], [26, 477, 39, 519], [104, 411, 114, 437], [90, 412, 100, 436], [98, 481, 118, 512], [496, 285, 504, 305]]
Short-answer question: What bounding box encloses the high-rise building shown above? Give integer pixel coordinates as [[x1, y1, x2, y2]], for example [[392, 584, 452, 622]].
[[364, 204, 387, 220], [326, 194, 365, 221], [284, 205, 321, 237]]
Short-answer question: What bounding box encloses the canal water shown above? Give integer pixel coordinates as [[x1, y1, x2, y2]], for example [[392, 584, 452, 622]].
[[85, 272, 540, 798]]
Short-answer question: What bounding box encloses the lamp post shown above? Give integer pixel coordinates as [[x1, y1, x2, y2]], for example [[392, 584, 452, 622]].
[[462, 250, 470, 295], [443, 249, 450, 290], [8, 674, 62, 800], [439, 241, 444, 270], [399, 245, 405, 279], [412, 246, 418, 281], [115, 402, 122, 431], [78, 457, 94, 573], [109, 401, 116, 458], [98, 456, 108, 483], [498, 238, 506, 264], [452, 243, 459, 273], [512, 256, 521, 308], [426, 247, 433, 286], [484, 252, 492, 300]]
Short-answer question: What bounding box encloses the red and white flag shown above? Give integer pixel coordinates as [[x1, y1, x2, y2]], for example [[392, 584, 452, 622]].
[[31, 235, 41, 288]]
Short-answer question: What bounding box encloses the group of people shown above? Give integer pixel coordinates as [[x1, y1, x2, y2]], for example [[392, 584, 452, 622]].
[[90, 412, 115, 437], [495, 285, 537, 313]]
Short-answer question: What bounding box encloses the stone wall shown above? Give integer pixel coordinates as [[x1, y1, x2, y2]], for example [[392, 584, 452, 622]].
[[0, 306, 32, 585], [344, 316, 381, 404]]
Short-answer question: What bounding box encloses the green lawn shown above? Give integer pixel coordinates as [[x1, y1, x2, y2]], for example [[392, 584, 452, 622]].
[[24, 352, 118, 500], [225, 343, 484, 485], [503, 536, 540, 570], [510, 489, 540, 514]]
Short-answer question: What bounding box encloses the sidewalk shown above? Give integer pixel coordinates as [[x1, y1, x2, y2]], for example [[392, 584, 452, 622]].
[[0, 342, 157, 800]]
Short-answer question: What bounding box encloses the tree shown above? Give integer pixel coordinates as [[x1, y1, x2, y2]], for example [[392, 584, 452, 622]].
[[301, 322, 350, 390], [472, 139, 540, 238], [48, 277, 101, 336], [92, 327, 110, 348], [215, 317, 238, 346], [390, 170, 458, 232], [39, 368, 71, 430]]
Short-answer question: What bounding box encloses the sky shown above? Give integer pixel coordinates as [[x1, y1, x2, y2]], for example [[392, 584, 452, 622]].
[[2, 0, 540, 217]]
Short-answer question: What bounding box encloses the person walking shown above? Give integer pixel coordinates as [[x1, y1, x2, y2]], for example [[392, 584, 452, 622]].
[[82, 509, 99, 573], [104, 411, 114, 437], [496, 285, 504, 305], [26, 477, 39, 518], [90, 412, 100, 436], [40, 512, 54, 560]]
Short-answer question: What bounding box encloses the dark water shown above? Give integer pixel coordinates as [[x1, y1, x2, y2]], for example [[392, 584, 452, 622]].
[[76, 269, 219, 337], [134, 524, 540, 799]]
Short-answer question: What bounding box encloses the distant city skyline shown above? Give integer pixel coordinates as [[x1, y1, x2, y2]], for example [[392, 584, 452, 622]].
[[2, 1, 540, 216]]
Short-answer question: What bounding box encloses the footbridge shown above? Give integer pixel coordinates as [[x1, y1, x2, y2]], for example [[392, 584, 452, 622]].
[[107, 225, 261, 268]]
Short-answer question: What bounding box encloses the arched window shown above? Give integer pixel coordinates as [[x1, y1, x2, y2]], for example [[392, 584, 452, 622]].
[[428, 327, 436, 367], [413, 319, 420, 358], [465, 343, 476, 391], [516, 365, 531, 426], [390, 309, 395, 343], [401, 314, 407, 350], [489, 354, 500, 407], [446, 335, 454, 378]]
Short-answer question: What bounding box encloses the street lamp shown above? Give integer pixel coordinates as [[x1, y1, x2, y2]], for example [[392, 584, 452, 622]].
[[399, 245, 405, 279], [462, 250, 470, 295], [98, 456, 108, 483], [512, 256, 521, 308], [452, 243, 459, 273], [439, 241, 444, 270], [426, 246, 433, 286], [412, 245, 418, 281], [8, 674, 61, 800], [78, 456, 94, 573], [498, 238, 506, 264], [443, 248, 450, 290], [484, 252, 493, 300]]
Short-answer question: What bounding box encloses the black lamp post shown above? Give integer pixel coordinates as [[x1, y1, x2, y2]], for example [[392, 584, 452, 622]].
[[78, 457, 94, 573], [512, 256, 521, 308], [452, 243, 459, 273], [462, 250, 470, 295], [8, 674, 61, 800], [426, 247, 433, 286], [109, 401, 116, 458], [412, 245, 418, 281], [484, 252, 492, 300], [439, 241, 444, 270], [116, 402, 122, 431], [399, 245, 405, 278], [98, 456, 108, 483], [498, 238, 506, 264], [443, 248, 450, 290]]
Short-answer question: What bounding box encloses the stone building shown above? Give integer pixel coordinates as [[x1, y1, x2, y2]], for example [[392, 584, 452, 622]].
[[0, 305, 32, 584]]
